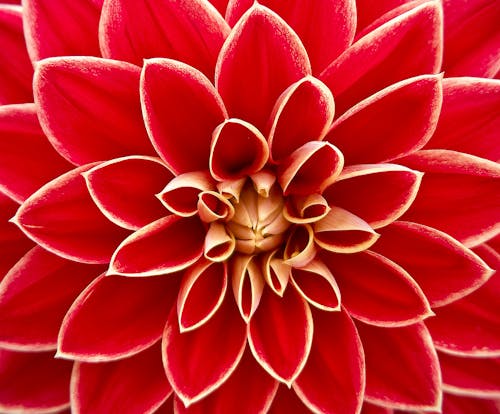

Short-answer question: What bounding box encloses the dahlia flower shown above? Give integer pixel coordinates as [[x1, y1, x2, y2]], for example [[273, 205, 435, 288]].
[[0, 0, 499, 413]]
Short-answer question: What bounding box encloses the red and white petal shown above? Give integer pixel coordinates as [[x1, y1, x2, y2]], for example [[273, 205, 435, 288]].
[[425, 77, 500, 161], [441, 393, 500, 414], [373, 221, 494, 307], [100, 0, 229, 77], [294, 308, 364, 414], [324, 164, 422, 228], [320, 1, 442, 115], [0, 348, 72, 413], [268, 386, 314, 413], [209, 0, 228, 16], [267, 77, 335, 163], [58, 273, 178, 362], [0, 6, 33, 104], [442, 0, 500, 78], [215, 4, 311, 131], [23, 0, 102, 62], [284, 224, 317, 268], [141, 59, 227, 174], [283, 194, 331, 225], [34, 57, 155, 166], [12, 164, 130, 264], [325, 74, 442, 165], [231, 255, 264, 322], [198, 191, 235, 223], [321, 250, 433, 326], [400, 150, 500, 247], [248, 287, 313, 385], [109, 216, 205, 277], [84, 156, 173, 230], [0, 104, 71, 203], [360, 401, 393, 414], [357, 322, 442, 411], [163, 292, 246, 406], [204, 222, 236, 262], [0, 246, 104, 351], [355, 0, 414, 33], [261, 250, 291, 297], [72, 344, 171, 414]]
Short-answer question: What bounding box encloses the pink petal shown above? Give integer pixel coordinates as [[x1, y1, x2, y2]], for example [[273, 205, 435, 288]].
[[373, 221, 494, 307], [163, 292, 246, 406], [100, 0, 229, 77], [109, 216, 205, 277], [294, 308, 364, 414], [0, 348, 72, 413], [72, 344, 172, 414], [12, 164, 130, 264], [425, 77, 500, 161], [248, 286, 313, 385], [58, 273, 178, 361], [141, 58, 227, 174], [325, 74, 443, 164], [84, 156, 173, 230], [34, 57, 155, 166], [0, 6, 33, 104], [0, 246, 104, 351], [321, 250, 433, 326], [320, 1, 442, 115], [324, 164, 423, 228], [268, 385, 313, 413], [23, 0, 102, 61], [215, 4, 311, 131], [441, 393, 500, 414], [0, 104, 71, 203], [441, 0, 500, 78], [357, 322, 442, 410], [399, 150, 500, 247]]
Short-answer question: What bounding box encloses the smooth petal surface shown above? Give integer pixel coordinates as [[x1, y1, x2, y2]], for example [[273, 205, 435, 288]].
[[13, 164, 130, 264], [58, 273, 178, 361], [216, 4, 311, 131], [141, 58, 227, 174], [325, 74, 442, 164], [355, 0, 413, 33], [441, 393, 500, 414], [268, 386, 312, 413]]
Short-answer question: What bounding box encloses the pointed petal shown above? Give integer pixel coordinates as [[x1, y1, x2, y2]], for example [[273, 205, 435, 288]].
[[215, 4, 311, 131], [441, 393, 500, 414], [231, 255, 265, 322], [13, 164, 130, 264], [58, 273, 178, 361], [141, 59, 228, 174], [268, 385, 312, 413], [34, 57, 155, 166]]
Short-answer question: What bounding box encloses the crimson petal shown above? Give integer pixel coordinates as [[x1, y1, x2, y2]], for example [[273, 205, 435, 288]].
[[355, 0, 415, 33], [441, 393, 500, 414], [268, 386, 312, 413]]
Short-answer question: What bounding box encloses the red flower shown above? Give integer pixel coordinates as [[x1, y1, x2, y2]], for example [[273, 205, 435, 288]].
[[0, 0, 499, 413]]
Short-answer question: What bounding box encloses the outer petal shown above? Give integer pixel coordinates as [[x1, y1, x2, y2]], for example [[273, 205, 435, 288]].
[[293, 308, 364, 414], [72, 344, 172, 414], [58, 273, 179, 361], [99, 0, 229, 77], [357, 322, 442, 411], [320, 0, 442, 115], [441, 393, 500, 414], [325, 74, 443, 165], [12, 164, 130, 264], [141, 58, 227, 174], [0, 348, 72, 413], [215, 4, 311, 131], [355, 0, 414, 33], [360, 401, 393, 414], [34, 57, 155, 166], [268, 386, 312, 413]]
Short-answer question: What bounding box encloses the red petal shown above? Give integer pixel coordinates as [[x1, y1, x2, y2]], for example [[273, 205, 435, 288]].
[[268, 385, 313, 413], [0, 349, 72, 413], [109, 216, 204, 277], [13, 164, 130, 264], [34, 57, 155, 166], [355, 0, 414, 33], [400, 150, 500, 247], [58, 273, 178, 361], [163, 292, 246, 405], [360, 401, 394, 414], [442, 393, 500, 414], [23, 0, 101, 61], [73, 344, 172, 414], [141, 58, 227, 174], [321, 250, 432, 326], [208, 0, 228, 16], [425, 77, 500, 161], [100, 0, 229, 77], [325, 74, 443, 164], [84, 156, 173, 230], [373, 221, 494, 307], [215, 4, 311, 131], [357, 322, 442, 410], [320, 1, 442, 115], [248, 287, 313, 385], [294, 308, 364, 414], [0, 246, 103, 351]]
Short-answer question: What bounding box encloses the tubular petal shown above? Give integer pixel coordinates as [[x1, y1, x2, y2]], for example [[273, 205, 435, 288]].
[[198, 191, 235, 223], [204, 222, 236, 262], [58, 274, 179, 362], [284, 224, 317, 268], [261, 250, 291, 297], [283, 194, 331, 225]]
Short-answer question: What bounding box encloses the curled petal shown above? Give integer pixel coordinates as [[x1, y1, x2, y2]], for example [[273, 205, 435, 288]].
[[249, 169, 276, 198], [261, 250, 290, 297], [204, 222, 236, 262], [197, 191, 235, 223], [216, 177, 246, 202], [284, 224, 317, 268], [283, 194, 331, 224]]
